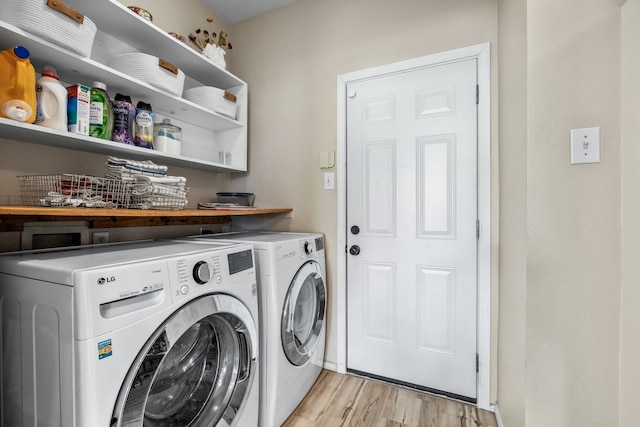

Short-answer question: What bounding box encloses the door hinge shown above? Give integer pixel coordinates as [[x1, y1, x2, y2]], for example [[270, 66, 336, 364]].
[[476, 85, 479, 104], [476, 353, 479, 373], [476, 220, 480, 239]]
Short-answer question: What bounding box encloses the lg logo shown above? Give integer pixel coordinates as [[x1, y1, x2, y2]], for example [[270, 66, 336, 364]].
[[97, 276, 116, 285]]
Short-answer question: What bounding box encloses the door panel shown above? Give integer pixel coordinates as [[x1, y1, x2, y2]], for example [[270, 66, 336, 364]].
[[346, 58, 478, 400]]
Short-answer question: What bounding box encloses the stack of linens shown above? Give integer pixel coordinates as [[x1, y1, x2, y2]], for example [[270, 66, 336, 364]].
[[105, 157, 188, 210]]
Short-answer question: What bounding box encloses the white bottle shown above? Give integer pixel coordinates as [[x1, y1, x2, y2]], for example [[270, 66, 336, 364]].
[[35, 65, 68, 131]]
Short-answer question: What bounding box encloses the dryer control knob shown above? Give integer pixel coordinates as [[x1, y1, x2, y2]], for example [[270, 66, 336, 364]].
[[304, 241, 313, 255], [193, 261, 211, 284]]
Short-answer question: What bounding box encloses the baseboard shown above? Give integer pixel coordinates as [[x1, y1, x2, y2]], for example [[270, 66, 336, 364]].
[[322, 360, 338, 371], [491, 403, 504, 427]]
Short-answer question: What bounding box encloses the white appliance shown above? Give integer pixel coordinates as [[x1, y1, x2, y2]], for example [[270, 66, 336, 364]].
[[0, 240, 260, 427], [180, 232, 327, 427]]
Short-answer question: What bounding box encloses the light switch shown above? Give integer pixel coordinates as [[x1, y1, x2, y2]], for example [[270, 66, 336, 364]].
[[570, 127, 600, 164], [323, 172, 335, 190]]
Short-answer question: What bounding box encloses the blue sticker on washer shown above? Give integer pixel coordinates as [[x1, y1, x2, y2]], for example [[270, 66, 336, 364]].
[[98, 339, 113, 360]]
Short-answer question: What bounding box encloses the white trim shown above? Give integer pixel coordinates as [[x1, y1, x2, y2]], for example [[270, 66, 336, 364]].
[[336, 42, 492, 409], [491, 403, 505, 427], [322, 360, 338, 372]]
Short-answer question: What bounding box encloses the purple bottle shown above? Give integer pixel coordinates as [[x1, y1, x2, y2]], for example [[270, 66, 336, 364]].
[[111, 93, 135, 145]]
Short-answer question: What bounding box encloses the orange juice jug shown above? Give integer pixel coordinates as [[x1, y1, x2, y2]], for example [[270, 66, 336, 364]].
[[0, 46, 37, 123]]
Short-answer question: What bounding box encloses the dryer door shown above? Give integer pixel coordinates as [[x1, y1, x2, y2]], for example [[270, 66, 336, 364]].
[[281, 260, 327, 366], [112, 294, 257, 427]]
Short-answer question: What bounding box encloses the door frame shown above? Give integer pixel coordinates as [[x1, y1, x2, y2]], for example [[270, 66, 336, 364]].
[[336, 42, 491, 409]]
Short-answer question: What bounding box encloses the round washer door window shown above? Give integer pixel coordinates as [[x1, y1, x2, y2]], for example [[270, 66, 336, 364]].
[[112, 294, 257, 427], [281, 260, 327, 366]]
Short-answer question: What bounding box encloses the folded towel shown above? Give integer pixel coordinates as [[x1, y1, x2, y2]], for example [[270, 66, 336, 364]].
[[129, 196, 189, 210], [106, 156, 168, 175], [131, 183, 188, 198]]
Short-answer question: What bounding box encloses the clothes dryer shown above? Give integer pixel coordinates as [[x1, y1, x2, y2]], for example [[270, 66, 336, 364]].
[[0, 240, 260, 427], [179, 232, 327, 427]]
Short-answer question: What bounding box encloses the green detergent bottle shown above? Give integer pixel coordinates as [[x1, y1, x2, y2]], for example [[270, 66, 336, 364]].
[[89, 81, 113, 139]]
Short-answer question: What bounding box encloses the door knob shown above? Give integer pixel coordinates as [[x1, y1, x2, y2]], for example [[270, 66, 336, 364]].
[[349, 245, 360, 256], [350, 225, 360, 235]]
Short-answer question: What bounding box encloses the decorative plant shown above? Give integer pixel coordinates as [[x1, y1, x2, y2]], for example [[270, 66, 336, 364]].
[[188, 18, 233, 53]]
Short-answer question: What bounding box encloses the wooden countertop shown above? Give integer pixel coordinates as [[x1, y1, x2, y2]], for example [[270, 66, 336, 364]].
[[0, 206, 293, 231]]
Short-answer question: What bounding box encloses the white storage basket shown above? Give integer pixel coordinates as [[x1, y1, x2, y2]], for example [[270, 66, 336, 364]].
[[183, 86, 238, 119], [109, 53, 186, 97], [0, 0, 97, 57]]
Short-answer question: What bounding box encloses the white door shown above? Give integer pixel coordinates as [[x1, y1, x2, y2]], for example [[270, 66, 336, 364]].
[[346, 58, 478, 400]]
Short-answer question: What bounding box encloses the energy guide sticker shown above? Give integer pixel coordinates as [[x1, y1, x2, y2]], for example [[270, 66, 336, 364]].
[[98, 339, 113, 360]]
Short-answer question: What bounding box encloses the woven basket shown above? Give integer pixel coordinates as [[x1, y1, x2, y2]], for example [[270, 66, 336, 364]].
[[109, 53, 186, 97], [183, 86, 238, 119], [0, 0, 97, 57]]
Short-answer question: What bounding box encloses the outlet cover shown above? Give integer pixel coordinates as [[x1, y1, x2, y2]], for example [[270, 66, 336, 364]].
[[571, 127, 600, 164]]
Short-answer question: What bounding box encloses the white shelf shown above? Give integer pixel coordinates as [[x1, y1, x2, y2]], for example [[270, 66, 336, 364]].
[[64, 0, 245, 89], [0, 118, 238, 172], [0, 0, 248, 172]]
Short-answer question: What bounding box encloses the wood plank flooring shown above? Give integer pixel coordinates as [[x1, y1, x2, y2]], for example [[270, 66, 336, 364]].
[[282, 370, 498, 427]]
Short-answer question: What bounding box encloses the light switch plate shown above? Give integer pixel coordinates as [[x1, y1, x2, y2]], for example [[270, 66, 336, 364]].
[[323, 172, 335, 190], [570, 127, 600, 164]]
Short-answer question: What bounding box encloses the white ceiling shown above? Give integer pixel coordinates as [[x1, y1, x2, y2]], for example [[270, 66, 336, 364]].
[[203, 0, 299, 25]]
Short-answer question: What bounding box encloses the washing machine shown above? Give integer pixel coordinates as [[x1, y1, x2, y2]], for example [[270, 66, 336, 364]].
[[0, 239, 260, 427], [178, 232, 327, 427]]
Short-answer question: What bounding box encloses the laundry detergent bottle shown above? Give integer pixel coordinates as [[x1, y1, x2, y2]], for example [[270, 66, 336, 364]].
[[111, 93, 135, 145], [0, 46, 36, 123], [35, 65, 68, 131], [134, 101, 154, 149], [89, 81, 113, 140]]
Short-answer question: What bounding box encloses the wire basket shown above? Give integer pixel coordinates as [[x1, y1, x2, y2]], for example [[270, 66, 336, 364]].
[[19, 174, 129, 208]]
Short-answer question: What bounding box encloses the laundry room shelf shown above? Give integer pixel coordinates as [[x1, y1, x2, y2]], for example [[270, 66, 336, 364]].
[[0, 206, 293, 232]]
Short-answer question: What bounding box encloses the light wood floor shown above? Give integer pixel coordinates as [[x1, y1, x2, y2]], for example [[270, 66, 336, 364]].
[[282, 370, 498, 427]]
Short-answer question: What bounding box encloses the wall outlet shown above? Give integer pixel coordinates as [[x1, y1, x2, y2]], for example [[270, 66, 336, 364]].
[[92, 231, 109, 244], [570, 127, 600, 164]]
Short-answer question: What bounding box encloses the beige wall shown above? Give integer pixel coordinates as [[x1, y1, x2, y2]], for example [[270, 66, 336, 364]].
[[114, 0, 232, 67], [229, 0, 499, 395], [526, 1, 621, 426], [1, 0, 634, 424], [497, 0, 527, 424], [620, 0, 640, 425]]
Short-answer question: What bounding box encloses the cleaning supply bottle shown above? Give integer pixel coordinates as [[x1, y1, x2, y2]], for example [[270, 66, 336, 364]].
[[134, 101, 154, 149], [89, 81, 113, 140], [35, 65, 68, 131], [0, 46, 36, 123], [111, 93, 135, 145]]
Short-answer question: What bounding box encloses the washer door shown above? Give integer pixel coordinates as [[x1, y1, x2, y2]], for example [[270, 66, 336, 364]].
[[112, 294, 257, 427], [281, 260, 327, 366]]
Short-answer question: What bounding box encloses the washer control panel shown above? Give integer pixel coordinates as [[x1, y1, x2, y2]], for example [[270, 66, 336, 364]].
[[169, 246, 255, 301]]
